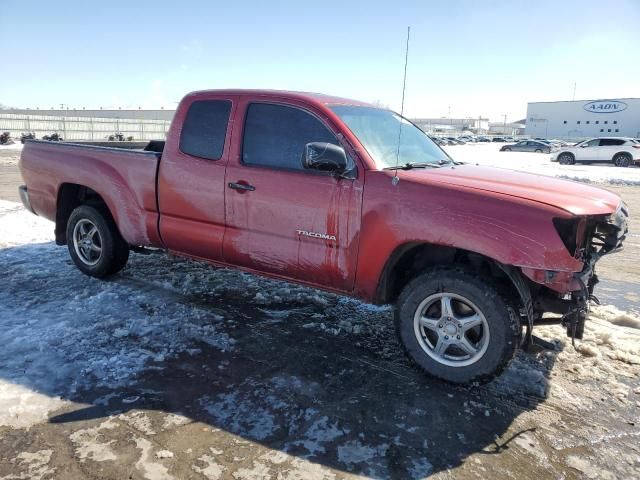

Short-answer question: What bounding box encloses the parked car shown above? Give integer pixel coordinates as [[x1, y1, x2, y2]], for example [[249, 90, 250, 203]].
[[445, 136, 465, 145], [430, 136, 448, 147], [548, 139, 569, 147], [501, 140, 553, 153], [476, 136, 490, 142], [491, 137, 507, 142], [18, 89, 628, 384], [551, 137, 640, 167]]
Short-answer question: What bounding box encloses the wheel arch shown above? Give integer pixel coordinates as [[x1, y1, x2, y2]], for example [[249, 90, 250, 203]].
[[611, 151, 632, 161], [374, 242, 525, 311], [55, 183, 115, 245]]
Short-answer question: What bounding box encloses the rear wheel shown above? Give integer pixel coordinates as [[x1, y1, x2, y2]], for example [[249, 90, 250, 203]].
[[395, 269, 520, 384], [535, 149, 543, 153], [66, 205, 129, 278], [558, 152, 575, 165], [613, 153, 631, 167], [503, 147, 512, 151]]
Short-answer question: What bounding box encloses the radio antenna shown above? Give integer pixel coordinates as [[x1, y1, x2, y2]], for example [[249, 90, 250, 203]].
[[393, 26, 411, 186]]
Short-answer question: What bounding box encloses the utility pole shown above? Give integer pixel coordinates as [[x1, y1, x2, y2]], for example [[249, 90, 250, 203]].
[[503, 114, 507, 135], [572, 82, 577, 101]]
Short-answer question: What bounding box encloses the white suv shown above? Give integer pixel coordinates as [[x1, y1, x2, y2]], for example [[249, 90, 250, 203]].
[[551, 137, 640, 167]]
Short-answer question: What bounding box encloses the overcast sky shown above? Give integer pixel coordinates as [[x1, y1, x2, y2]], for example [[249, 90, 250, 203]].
[[1, 0, 639, 122]]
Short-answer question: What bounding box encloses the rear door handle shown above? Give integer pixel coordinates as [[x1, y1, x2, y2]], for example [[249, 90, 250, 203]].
[[228, 182, 255, 192]]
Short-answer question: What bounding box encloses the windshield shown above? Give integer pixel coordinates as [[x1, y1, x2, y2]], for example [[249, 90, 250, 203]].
[[330, 105, 451, 169]]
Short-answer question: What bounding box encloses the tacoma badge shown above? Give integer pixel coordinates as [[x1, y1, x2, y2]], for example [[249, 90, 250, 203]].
[[296, 230, 337, 241]]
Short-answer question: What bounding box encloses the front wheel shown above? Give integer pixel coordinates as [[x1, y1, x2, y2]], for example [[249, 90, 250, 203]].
[[395, 269, 520, 384], [66, 205, 129, 278], [558, 152, 575, 165], [502, 147, 511, 151]]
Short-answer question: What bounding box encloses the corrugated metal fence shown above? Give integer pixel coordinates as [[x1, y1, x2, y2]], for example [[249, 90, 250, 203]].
[[0, 113, 170, 141]]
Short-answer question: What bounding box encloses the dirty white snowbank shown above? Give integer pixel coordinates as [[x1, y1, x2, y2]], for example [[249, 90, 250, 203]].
[[444, 143, 640, 185]]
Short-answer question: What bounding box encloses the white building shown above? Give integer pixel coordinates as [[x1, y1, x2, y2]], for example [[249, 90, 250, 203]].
[[488, 120, 526, 136], [411, 117, 489, 134], [525, 98, 640, 139]]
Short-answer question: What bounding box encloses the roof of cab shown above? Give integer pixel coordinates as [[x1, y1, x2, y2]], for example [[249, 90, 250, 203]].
[[185, 89, 374, 108]]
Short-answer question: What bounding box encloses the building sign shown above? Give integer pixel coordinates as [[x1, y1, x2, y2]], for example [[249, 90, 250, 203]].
[[583, 100, 628, 114]]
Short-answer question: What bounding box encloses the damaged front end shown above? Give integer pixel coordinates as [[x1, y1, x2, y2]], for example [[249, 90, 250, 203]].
[[530, 202, 629, 344]]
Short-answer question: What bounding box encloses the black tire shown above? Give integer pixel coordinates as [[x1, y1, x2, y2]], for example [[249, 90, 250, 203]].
[[66, 205, 129, 278], [558, 152, 575, 165], [613, 152, 631, 167], [503, 147, 511, 151], [395, 268, 520, 384], [535, 149, 543, 153]]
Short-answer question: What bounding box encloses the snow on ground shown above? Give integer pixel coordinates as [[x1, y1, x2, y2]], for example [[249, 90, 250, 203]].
[[0, 200, 233, 428], [0, 143, 23, 151], [444, 143, 640, 185]]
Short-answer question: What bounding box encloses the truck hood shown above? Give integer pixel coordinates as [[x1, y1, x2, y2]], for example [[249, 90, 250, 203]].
[[406, 164, 620, 216]]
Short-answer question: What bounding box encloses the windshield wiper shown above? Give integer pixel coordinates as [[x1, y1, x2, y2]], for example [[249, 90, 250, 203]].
[[384, 161, 447, 171]]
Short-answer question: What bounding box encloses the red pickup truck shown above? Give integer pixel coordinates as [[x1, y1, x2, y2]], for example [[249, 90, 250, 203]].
[[18, 89, 628, 384]]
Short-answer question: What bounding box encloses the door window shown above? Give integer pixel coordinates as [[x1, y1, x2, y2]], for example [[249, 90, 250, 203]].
[[242, 103, 338, 171]]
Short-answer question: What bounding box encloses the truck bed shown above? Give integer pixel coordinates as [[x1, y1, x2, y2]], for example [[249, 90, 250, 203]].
[[19, 140, 162, 247]]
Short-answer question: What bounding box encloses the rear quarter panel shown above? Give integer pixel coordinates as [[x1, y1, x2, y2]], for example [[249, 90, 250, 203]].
[[19, 141, 160, 246]]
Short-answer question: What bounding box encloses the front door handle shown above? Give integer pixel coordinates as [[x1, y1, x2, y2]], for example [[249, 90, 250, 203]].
[[228, 182, 255, 192]]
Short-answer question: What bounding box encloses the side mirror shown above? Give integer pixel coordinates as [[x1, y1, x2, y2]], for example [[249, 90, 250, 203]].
[[302, 142, 348, 173]]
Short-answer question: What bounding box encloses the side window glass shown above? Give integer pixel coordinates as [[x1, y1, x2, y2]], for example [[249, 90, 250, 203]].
[[179, 100, 232, 160], [242, 103, 339, 171]]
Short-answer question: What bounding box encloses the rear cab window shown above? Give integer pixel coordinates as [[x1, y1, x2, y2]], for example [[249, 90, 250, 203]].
[[180, 100, 232, 160], [242, 103, 339, 171]]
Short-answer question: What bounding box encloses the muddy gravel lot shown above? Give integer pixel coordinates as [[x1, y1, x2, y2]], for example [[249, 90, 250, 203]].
[[0, 147, 639, 479]]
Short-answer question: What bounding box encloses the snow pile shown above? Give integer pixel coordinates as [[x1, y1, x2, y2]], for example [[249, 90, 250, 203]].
[[444, 143, 640, 185], [591, 303, 640, 329]]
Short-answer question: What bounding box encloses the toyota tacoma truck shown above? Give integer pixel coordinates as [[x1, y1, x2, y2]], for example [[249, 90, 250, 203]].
[[18, 89, 629, 384]]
